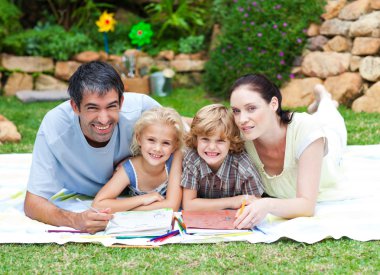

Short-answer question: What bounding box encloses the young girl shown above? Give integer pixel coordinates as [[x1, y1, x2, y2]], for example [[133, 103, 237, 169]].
[[92, 107, 184, 213]]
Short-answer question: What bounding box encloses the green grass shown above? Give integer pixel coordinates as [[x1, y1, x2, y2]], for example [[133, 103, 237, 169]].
[[0, 88, 379, 273]]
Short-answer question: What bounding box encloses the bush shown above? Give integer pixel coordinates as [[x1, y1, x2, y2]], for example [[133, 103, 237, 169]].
[[3, 24, 94, 60], [179, 35, 205, 54], [0, 0, 22, 51], [204, 0, 324, 99]]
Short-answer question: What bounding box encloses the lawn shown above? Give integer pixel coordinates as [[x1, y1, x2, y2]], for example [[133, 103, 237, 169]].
[[0, 88, 379, 273]]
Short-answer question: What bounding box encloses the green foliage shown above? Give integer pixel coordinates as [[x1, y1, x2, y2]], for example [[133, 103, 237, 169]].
[[0, 0, 22, 51], [179, 35, 205, 54], [144, 0, 206, 39], [204, 0, 324, 99], [3, 24, 94, 60], [35, 0, 114, 30]]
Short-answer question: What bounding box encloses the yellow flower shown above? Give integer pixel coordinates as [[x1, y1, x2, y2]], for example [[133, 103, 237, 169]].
[[96, 11, 116, 32]]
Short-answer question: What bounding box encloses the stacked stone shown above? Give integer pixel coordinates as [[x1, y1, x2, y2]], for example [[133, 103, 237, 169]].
[[0, 50, 207, 96], [282, 0, 380, 113]]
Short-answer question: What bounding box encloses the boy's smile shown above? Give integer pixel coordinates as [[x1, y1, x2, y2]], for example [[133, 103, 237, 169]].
[[197, 130, 231, 172]]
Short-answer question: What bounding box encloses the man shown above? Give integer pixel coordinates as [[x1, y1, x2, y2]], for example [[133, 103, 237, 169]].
[[24, 61, 161, 233]]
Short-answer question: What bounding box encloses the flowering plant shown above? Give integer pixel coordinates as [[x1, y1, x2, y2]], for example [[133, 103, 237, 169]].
[[96, 11, 116, 32], [129, 22, 153, 48], [204, 0, 324, 98], [96, 11, 116, 53]]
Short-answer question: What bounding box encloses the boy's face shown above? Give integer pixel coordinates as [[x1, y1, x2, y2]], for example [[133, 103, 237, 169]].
[[196, 130, 230, 172]]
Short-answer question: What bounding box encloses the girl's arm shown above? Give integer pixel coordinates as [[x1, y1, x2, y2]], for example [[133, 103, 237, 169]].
[[234, 138, 324, 228], [92, 167, 159, 213], [182, 188, 252, 211], [133, 149, 183, 211]]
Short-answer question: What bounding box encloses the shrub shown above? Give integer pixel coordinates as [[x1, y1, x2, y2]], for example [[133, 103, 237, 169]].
[[204, 0, 324, 99], [3, 24, 94, 60], [0, 0, 22, 51], [179, 35, 205, 54]]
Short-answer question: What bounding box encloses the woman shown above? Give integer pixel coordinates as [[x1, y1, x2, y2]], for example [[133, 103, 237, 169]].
[[230, 74, 347, 229]]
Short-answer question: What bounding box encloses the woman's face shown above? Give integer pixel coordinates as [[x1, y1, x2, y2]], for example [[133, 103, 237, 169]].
[[230, 86, 277, 141]]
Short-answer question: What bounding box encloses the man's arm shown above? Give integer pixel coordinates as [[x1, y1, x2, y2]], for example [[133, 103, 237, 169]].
[[24, 192, 113, 234]]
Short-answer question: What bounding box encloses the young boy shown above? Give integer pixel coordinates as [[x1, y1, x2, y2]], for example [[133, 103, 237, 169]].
[[181, 104, 263, 210]]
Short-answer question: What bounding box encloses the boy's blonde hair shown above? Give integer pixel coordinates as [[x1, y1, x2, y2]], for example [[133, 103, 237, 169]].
[[185, 104, 244, 153], [130, 107, 184, 156]]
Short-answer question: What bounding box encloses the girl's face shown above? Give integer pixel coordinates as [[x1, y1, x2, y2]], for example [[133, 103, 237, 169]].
[[137, 123, 177, 166], [196, 130, 231, 172], [230, 86, 278, 141]]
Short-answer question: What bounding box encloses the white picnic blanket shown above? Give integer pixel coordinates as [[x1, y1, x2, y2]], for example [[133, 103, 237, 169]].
[[0, 145, 379, 246]]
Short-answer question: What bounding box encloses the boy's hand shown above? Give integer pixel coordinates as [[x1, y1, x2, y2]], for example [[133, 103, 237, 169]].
[[142, 192, 164, 205]]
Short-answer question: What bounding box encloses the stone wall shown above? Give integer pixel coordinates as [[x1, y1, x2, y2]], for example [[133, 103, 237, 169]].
[[0, 50, 207, 96], [281, 0, 380, 113]]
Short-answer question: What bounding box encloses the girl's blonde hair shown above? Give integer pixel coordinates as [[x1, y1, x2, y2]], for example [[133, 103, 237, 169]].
[[185, 104, 244, 153], [130, 107, 184, 156]]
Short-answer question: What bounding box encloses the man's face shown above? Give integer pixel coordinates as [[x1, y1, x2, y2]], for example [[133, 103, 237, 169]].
[[71, 89, 123, 147]]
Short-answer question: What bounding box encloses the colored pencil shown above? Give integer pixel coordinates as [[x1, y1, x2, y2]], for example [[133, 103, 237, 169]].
[[149, 230, 179, 242], [47, 229, 86, 233]]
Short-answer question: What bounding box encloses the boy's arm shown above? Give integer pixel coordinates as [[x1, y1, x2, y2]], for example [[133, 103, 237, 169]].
[[182, 188, 247, 211], [133, 150, 183, 211], [24, 192, 112, 234]]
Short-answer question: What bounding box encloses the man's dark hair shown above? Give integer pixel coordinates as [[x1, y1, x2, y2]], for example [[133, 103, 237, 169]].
[[68, 61, 124, 109]]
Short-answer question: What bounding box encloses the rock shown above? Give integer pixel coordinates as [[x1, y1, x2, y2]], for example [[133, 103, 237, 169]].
[[324, 72, 363, 105], [190, 51, 207, 60], [170, 60, 206, 72], [338, 0, 371, 20], [3, 72, 33, 96], [156, 50, 175, 61], [359, 56, 380, 81], [351, 37, 380, 55], [306, 36, 329, 51], [371, 0, 380, 9], [1, 54, 54, 73], [322, 0, 347, 20], [0, 115, 21, 144], [55, 61, 82, 81], [281, 78, 323, 107], [320, 18, 352, 36], [306, 23, 320, 37], [352, 81, 380, 112], [322, 35, 351, 52], [35, 74, 68, 91], [301, 51, 351, 78], [349, 11, 380, 37], [350, 55, 362, 71], [72, 51, 100, 63], [174, 54, 191, 60], [136, 56, 155, 69]]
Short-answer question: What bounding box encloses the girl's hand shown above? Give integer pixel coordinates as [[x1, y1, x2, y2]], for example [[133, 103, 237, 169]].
[[234, 198, 268, 229], [142, 192, 164, 206]]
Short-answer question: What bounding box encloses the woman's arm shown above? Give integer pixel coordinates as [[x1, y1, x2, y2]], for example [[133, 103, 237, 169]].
[[234, 138, 325, 228], [133, 150, 183, 211], [92, 167, 159, 213]]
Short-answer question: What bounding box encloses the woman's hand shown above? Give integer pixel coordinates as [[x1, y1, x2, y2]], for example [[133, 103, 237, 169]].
[[234, 198, 269, 229]]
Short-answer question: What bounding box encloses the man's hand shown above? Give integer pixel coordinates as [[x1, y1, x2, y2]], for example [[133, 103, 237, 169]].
[[24, 192, 113, 234], [74, 208, 113, 234]]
